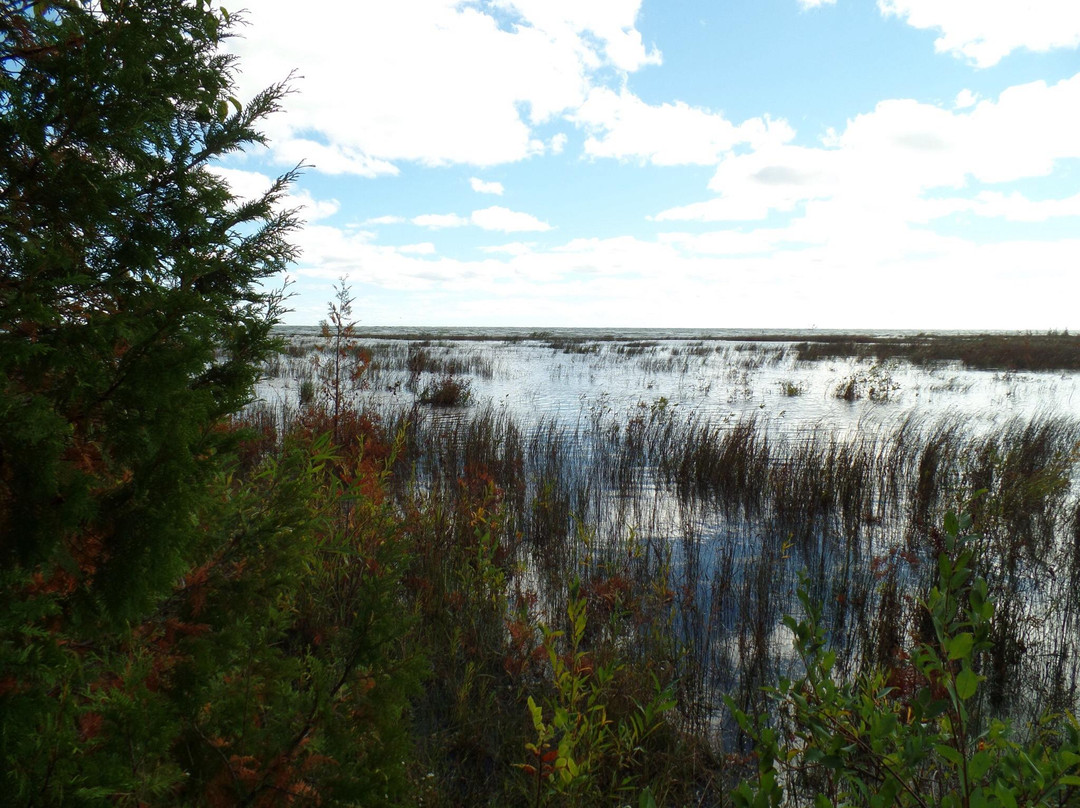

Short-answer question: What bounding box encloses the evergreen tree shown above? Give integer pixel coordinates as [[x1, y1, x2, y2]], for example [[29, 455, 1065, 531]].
[[0, 2, 410, 804], [0, 0, 297, 618]]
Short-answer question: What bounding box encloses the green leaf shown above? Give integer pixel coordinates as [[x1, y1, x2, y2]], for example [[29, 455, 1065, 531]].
[[969, 750, 992, 782], [935, 743, 964, 768], [993, 783, 1018, 808], [821, 754, 844, 769], [956, 667, 980, 701], [874, 712, 898, 736], [822, 650, 836, 673], [527, 696, 544, 732], [948, 632, 974, 661]]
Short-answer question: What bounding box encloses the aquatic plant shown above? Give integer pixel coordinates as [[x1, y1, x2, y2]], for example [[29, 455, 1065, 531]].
[[418, 374, 473, 407]]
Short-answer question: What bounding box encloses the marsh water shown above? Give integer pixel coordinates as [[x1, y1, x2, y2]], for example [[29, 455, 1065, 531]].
[[265, 327, 1079, 435], [258, 327, 1080, 736]]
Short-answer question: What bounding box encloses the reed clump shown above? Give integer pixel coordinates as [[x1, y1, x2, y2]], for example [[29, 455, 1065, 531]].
[[417, 374, 473, 407]]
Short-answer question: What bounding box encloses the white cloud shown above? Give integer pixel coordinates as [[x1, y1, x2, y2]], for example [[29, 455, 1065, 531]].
[[652, 196, 786, 222], [291, 191, 341, 223], [214, 0, 1079, 331], [228, 0, 658, 174], [471, 206, 552, 232], [657, 73, 1080, 224], [285, 220, 1080, 328], [208, 166, 340, 222], [492, 0, 662, 72], [642, 72, 1080, 323], [411, 207, 552, 232], [470, 177, 505, 195], [271, 138, 399, 178], [659, 229, 794, 255], [879, 0, 1080, 67], [937, 190, 1080, 222], [479, 241, 539, 255], [983, 191, 1080, 221], [257, 166, 1075, 329], [572, 87, 795, 166], [208, 166, 274, 204], [653, 144, 837, 221], [397, 242, 437, 254], [798, 0, 836, 9], [412, 213, 471, 229], [954, 89, 978, 109]]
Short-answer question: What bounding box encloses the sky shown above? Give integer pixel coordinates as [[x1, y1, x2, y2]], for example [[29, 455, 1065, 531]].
[[219, 0, 1080, 329]]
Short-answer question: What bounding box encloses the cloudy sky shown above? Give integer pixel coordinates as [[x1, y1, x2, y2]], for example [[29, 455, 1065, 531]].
[[220, 0, 1080, 329]]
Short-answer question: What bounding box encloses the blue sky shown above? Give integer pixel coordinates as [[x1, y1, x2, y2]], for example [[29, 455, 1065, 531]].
[[220, 1, 1080, 328]]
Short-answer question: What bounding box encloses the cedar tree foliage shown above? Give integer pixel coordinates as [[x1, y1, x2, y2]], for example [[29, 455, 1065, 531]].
[[0, 0, 298, 618], [0, 2, 434, 805]]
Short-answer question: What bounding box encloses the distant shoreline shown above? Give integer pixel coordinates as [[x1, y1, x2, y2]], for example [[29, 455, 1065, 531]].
[[273, 325, 1049, 341], [272, 326, 1079, 372]]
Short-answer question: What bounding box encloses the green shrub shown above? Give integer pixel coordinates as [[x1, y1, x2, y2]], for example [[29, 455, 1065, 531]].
[[521, 585, 677, 807], [729, 507, 1080, 808]]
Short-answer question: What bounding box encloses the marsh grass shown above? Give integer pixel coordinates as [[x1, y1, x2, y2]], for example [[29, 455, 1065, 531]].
[[793, 331, 1080, 371], [417, 374, 473, 407], [357, 340, 498, 380], [246, 330, 1080, 804], [373, 388, 1080, 729]]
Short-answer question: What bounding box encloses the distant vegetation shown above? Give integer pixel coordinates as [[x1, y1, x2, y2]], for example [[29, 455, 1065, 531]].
[[790, 331, 1080, 371], [328, 330, 1080, 372]]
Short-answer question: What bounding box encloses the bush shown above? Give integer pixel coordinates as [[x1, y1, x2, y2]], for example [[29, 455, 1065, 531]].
[[730, 507, 1080, 808]]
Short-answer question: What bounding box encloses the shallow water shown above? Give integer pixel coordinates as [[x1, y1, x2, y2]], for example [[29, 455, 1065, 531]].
[[263, 328, 1080, 438], [257, 328, 1080, 727]]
